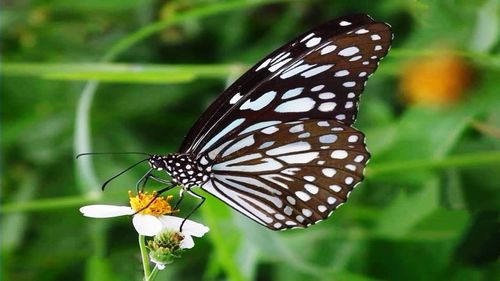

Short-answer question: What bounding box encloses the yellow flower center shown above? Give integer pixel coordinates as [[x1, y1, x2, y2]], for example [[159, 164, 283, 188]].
[[129, 191, 177, 216]]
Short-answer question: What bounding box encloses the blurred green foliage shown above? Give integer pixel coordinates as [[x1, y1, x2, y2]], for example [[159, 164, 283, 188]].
[[1, 0, 499, 281]]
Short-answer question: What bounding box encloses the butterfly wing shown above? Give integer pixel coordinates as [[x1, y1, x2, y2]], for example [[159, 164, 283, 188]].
[[200, 120, 369, 230], [178, 14, 392, 230], [179, 14, 392, 154]]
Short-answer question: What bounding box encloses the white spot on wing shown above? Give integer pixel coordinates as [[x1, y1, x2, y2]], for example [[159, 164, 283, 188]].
[[304, 184, 319, 195], [348, 135, 359, 142], [275, 97, 316, 113], [319, 134, 337, 144], [289, 124, 304, 133], [311, 85, 325, 92], [345, 177, 354, 185], [240, 91, 276, 111], [329, 185, 341, 192], [306, 37, 321, 48], [301, 64, 334, 78], [322, 168, 337, 177], [355, 28, 369, 34], [346, 164, 356, 171], [280, 63, 315, 79], [222, 135, 255, 157], [321, 45, 337, 55], [229, 92, 243, 104], [300, 32, 315, 43], [327, 197, 337, 205], [338, 46, 360, 57], [266, 142, 311, 156], [268, 58, 292, 72], [239, 121, 281, 135], [295, 191, 311, 201], [349, 55, 362, 61], [277, 152, 319, 164], [318, 102, 336, 112], [259, 141, 274, 149], [354, 155, 364, 162], [331, 150, 348, 159], [200, 118, 245, 153], [261, 126, 279, 135], [213, 153, 283, 172], [304, 176, 315, 182], [319, 92, 335, 100], [256, 58, 271, 72], [302, 209, 313, 217], [343, 81, 356, 88], [282, 87, 304, 99]]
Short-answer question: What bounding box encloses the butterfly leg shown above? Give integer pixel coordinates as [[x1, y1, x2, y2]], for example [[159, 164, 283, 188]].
[[136, 168, 154, 193], [173, 189, 185, 209], [179, 189, 205, 232], [148, 174, 172, 185]]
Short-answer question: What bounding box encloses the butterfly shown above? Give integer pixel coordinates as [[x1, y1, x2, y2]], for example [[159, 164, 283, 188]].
[[92, 14, 392, 231]]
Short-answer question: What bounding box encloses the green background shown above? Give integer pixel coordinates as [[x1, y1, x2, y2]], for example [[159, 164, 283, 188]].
[[2, 0, 499, 280]]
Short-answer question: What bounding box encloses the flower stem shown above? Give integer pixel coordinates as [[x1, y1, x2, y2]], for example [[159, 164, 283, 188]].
[[138, 235, 151, 280], [147, 266, 160, 281]]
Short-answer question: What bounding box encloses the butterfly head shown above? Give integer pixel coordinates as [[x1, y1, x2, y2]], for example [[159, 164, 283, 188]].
[[148, 154, 167, 171]]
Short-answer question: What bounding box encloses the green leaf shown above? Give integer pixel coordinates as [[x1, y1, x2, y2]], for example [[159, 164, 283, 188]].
[[85, 256, 121, 281], [374, 176, 440, 238], [1, 174, 36, 253]]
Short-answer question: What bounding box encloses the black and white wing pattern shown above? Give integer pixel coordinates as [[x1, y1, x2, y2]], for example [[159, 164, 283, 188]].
[[200, 120, 369, 230], [179, 14, 392, 230]]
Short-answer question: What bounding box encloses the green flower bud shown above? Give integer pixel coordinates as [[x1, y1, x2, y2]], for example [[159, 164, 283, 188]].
[[147, 230, 184, 266]]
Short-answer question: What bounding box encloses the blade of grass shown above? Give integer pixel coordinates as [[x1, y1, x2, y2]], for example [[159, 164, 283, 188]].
[[3, 63, 240, 83], [367, 151, 500, 178], [0, 195, 99, 213]]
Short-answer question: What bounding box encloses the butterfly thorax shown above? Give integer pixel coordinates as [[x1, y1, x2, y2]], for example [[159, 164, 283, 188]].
[[148, 153, 210, 187]]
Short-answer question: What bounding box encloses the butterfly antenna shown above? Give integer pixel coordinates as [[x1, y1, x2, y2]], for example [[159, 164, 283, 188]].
[[101, 158, 150, 191], [76, 152, 151, 159]]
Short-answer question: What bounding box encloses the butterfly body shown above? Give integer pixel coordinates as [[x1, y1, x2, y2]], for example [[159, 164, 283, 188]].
[[148, 154, 210, 188], [144, 14, 392, 230]]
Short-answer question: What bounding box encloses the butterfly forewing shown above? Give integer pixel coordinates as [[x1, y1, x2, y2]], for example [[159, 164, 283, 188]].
[[199, 120, 369, 230], [180, 14, 392, 155]]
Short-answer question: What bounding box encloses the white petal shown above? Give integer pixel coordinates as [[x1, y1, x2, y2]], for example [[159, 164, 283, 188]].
[[132, 215, 163, 236], [180, 234, 195, 249], [158, 216, 210, 237], [80, 205, 134, 218]]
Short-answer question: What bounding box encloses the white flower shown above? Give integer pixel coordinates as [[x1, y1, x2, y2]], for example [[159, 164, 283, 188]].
[[79, 192, 209, 249]]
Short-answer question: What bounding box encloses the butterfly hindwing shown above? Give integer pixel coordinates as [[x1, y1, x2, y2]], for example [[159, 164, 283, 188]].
[[200, 120, 369, 230]]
